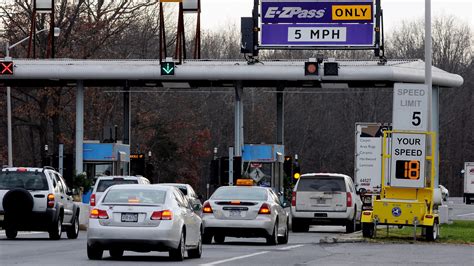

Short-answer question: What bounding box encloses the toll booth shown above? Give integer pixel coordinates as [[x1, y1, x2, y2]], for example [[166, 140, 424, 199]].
[[242, 144, 285, 194], [83, 141, 130, 179]]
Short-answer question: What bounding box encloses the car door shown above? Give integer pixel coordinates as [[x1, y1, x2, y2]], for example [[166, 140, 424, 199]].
[[269, 190, 286, 235], [174, 190, 198, 246], [58, 173, 74, 223]]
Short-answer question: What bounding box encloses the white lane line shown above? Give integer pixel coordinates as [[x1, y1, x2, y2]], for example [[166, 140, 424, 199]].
[[200, 251, 269, 266], [277, 244, 304, 250], [456, 212, 474, 217], [0, 231, 44, 236]]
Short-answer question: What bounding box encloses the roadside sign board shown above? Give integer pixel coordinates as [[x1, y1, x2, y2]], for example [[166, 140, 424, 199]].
[[392, 83, 429, 131], [390, 133, 426, 188], [259, 0, 375, 48], [161, 62, 175, 76], [1, 61, 14, 75]]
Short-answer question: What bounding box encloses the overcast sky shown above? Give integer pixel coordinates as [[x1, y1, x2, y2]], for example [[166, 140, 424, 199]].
[[200, 0, 474, 32]]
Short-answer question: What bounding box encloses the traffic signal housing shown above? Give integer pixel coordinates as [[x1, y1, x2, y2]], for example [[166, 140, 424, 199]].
[[305, 62, 318, 76], [293, 160, 301, 180]]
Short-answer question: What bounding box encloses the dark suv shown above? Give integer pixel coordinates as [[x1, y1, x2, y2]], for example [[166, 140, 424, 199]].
[[0, 167, 80, 239]]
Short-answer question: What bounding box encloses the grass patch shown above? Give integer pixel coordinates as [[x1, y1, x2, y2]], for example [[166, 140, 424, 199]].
[[369, 220, 474, 244]]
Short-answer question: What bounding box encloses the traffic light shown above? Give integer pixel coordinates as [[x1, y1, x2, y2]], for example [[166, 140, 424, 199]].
[[293, 155, 301, 180], [161, 62, 175, 76], [209, 159, 219, 185], [304, 62, 318, 76], [1, 61, 13, 75]]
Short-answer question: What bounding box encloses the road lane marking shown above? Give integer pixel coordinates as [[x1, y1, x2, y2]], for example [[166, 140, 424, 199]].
[[0, 231, 44, 236], [277, 244, 304, 250], [200, 251, 269, 266], [456, 212, 474, 217]]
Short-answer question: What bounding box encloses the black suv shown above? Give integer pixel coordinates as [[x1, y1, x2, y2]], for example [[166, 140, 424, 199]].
[[0, 167, 80, 239]]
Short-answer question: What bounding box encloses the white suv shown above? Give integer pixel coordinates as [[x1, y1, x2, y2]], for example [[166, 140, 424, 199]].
[[0, 167, 80, 239], [89, 176, 150, 207], [291, 173, 362, 233]]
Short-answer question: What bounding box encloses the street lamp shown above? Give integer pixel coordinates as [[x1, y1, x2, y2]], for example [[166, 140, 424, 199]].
[[4, 27, 60, 167]]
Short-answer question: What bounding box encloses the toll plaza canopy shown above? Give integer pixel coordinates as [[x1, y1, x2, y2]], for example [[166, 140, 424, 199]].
[[0, 59, 464, 88]]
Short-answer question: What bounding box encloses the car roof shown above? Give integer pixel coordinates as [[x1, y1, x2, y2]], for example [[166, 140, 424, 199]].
[[108, 184, 169, 191], [95, 175, 142, 180], [1, 167, 54, 172], [300, 173, 351, 179], [158, 183, 188, 189]]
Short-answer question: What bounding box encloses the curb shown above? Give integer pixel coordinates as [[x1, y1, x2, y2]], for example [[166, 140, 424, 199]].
[[320, 232, 367, 244]]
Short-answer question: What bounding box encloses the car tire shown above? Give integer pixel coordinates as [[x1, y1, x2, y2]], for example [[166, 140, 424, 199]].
[[49, 214, 63, 240], [66, 213, 80, 239], [214, 234, 225, 244], [266, 222, 278, 245], [169, 230, 186, 261], [277, 220, 289, 244], [109, 249, 124, 258], [202, 231, 213, 244], [5, 228, 18, 239], [362, 223, 375, 238], [188, 232, 202, 258], [426, 219, 439, 241], [346, 211, 357, 233], [87, 244, 103, 260]]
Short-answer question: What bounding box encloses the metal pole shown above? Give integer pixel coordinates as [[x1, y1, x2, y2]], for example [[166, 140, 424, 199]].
[[234, 84, 243, 157], [7, 86, 13, 167], [277, 85, 284, 145], [75, 80, 84, 174], [123, 84, 130, 145], [425, 0, 437, 185], [229, 147, 234, 186], [58, 144, 64, 176]]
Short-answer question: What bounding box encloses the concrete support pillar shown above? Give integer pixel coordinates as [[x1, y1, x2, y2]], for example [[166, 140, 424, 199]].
[[234, 82, 244, 157], [433, 86, 439, 186], [123, 84, 130, 145], [277, 85, 285, 145], [75, 80, 84, 174]]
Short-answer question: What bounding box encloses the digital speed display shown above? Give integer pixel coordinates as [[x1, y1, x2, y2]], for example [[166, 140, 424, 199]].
[[395, 160, 420, 180]]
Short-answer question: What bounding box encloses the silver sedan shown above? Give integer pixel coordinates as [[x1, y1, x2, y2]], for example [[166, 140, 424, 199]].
[[202, 185, 289, 245], [87, 184, 202, 261]]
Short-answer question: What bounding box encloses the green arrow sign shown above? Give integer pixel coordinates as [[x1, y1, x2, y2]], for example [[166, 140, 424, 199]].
[[161, 62, 175, 76]]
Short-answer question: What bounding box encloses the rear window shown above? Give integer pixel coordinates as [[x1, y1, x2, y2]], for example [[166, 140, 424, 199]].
[[96, 179, 138, 192], [0, 171, 49, 190], [297, 177, 346, 192], [102, 189, 166, 204], [211, 187, 267, 201]]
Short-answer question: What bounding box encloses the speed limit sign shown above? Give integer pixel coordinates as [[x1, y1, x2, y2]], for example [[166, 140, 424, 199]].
[[392, 83, 429, 131]]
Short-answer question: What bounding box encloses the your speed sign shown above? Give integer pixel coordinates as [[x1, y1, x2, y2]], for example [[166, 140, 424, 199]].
[[392, 83, 429, 131]]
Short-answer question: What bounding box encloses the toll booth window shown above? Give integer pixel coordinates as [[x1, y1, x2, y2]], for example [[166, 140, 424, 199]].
[[97, 179, 138, 192], [298, 177, 346, 192], [395, 160, 421, 180]]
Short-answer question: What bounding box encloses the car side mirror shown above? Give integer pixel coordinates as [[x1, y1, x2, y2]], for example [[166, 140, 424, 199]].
[[281, 201, 290, 208], [193, 204, 202, 212]]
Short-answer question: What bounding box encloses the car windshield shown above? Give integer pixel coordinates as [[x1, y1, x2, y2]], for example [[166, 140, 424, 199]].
[[298, 177, 346, 192], [96, 179, 138, 192], [102, 189, 166, 205], [0, 171, 48, 190], [211, 187, 267, 201]]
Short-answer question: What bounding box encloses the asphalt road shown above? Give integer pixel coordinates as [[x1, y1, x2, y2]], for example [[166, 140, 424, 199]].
[[1, 225, 473, 266], [448, 197, 474, 221]]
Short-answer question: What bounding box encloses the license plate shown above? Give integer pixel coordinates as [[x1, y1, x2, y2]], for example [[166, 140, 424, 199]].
[[317, 199, 326, 204], [0, 214, 4, 221], [121, 213, 138, 222], [229, 210, 241, 217]]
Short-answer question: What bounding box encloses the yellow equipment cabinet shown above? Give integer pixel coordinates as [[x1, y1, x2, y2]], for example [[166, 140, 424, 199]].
[[361, 131, 439, 241]]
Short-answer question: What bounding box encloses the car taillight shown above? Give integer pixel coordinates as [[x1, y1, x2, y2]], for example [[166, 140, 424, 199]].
[[90, 209, 109, 219], [291, 192, 296, 206], [258, 203, 271, 215], [47, 193, 55, 208], [346, 192, 352, 207], [202, 201, 213, 213], [90, 194, 96, 206], [151, 210, 173, 220]]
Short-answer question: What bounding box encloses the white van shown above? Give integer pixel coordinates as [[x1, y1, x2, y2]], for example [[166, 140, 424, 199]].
[[89, 176, 150, 206], [464, 162, 474, 204]]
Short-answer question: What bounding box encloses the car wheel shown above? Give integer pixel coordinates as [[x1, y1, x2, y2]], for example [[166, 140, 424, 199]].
[[362, 223, 375, 238], [66, 213, 80, 239], [277, 220, 289, 244], [49, 215, 63, 240], [266, 222, 278, 245], [109, 249, 124, 259], [87, 244, 103, 260], [188, 232, 202, 258], [169, 230, 185, 261], [5, 228, 18, 239], [214, 234, 225, 244], [202, 231, 213, 244], [346, 211, 357, 233], [426, 220, 439, 241]]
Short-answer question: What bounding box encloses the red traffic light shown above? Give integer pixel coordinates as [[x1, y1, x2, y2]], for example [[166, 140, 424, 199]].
[[1, 61, 13, 75], [305, 62, 318, 76]]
